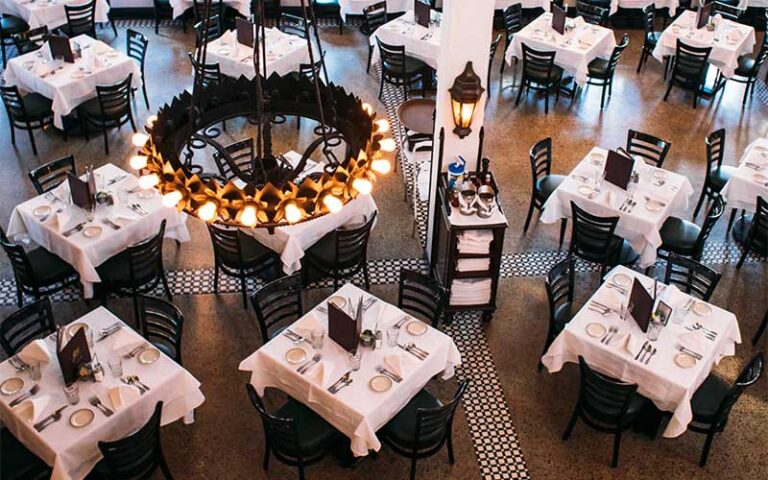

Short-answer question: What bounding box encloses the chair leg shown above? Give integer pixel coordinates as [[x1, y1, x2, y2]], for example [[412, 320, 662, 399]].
[[298, 464, 305, 480], [240, 274, 248, 309], [15, 284, 23, 308], [742, 80, 750, 106], [409, 457, 417, 480], [611, 431, 622, 468], [515, 79, 525, 106], [161, 274, 172, 301], [142, 84, 150, 110], [366, 45, 373, 74], [600, 83, 607, 110], [562, 407, 579, 440], [736, 239, 750, 269], [263, 443, 270, 470], [559, 219, 567, 248], [636, 48, 645, 73], [102, 127, 109, 155], [1, 43, 6, 67], [523, 196, 536, 233], [544, 88, 550, 114], [447, 432, 455, 464], [213, 265, 220, 293], [692, 189, 707, 218], [726, 208, 737, 235], [663, 80, 674, 102], [378, 71, 384, 100], [27, 128, 38, 156], [363, 263, 371, 291], [699, 432, 715, 467], [753, 311, 768, 345]]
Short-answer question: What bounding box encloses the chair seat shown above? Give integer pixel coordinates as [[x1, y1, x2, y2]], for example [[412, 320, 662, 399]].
[[27, 247, 76, 285], [535, 174, 565, 200], [527, 65, 563, 84], [384, 56, 429, 76], [382, 389, 443, 449], [609, 237, 640, 266], [275, 398, 338, 455], [80, 97, 127, 121], [585, 391, 646, 424], [305, 233, 336, 266], [645, 32, 659, 49], [0, 15, 29, 37], [690, 374, 730, 421], [12, 93, 53, 120], [735, 56, 755, 77], [709, 166, 736, 191], [552, 301, 574, 334], [1, 428, 50, 480], [587, 57, 609, 76], [660, 216, 701, 254], [96, 251, 158, 288]]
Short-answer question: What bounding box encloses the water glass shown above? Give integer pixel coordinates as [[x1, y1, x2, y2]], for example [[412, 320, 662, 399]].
[[63, 383, 79, 405], [647, 320, 662, 342], [620, 301, 634, 322], [348, 350, 362, 371], [84, 327, 94, 348], [108, 357, 123, 378], [310, 328, 325, 350], [386, 325, 400, 348], [27, 361, 41, 381]]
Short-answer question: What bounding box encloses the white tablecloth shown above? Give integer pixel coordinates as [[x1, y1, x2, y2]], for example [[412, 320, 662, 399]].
[[542, 266, 741, 438], [371, 10, 441, 70], [540, 147, 695, 267], [168, 0, 249, 19], [338, 0, 411, 21], [3, 35, 143, 129], [239, 283, 461, 456], [0, 307, 205, 480], [198, 28, 310, 79], [245, 194, 377, 274], [721, 137, 768, 213], [507, 13, 616, 86], [496, 0, 557, 10], [6, 164, 190, 298], [0, 0, 109, 30], [653, 10, 756, 78]]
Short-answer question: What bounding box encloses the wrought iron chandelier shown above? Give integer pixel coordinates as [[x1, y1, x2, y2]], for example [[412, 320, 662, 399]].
[[129, 0, 393, 231]]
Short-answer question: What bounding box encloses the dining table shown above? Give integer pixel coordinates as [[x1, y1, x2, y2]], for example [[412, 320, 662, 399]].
[[721, 137, 768, 243], [6, 164, 190, 298], [168, 0, 249, 19], [397, 98, 435, 136], [2, 34, 143, 130], [542, 265, 741, 438], [540, 147, 694, 268], [371, 9, 441, 70], [506, 13, 616, 86], [337, 0, 410, 21], [0, 0, 110, 30], [0, 307, 205, 480], [240, 283, 461, 457]]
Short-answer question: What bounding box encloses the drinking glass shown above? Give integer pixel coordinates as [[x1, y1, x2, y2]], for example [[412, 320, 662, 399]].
[[108, 357, 123, 378], [386, 325, 400, 348], [310, 328, 325, 350], [348, 350, 362, 372], [647, 320, 662, 342], [63, 383, 79, 405], [620, 301, 633, 322], [27, 361, 41, 381]]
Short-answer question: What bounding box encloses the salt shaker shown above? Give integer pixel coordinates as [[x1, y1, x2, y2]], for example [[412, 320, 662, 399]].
[[375, 329, 383, 350]]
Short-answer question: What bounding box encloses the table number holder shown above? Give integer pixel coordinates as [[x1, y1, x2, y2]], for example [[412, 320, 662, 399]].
[[236, 18, 255, 48], [629, 278, 654, 333], [604, 150, 634, 190], [49, 35, 74, 63], [328, 299, 363, 353], [56, 327, 92, 386], [414, 0, 431, 28]]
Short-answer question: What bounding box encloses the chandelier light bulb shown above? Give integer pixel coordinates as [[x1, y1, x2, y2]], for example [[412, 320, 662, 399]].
[[371, 159, 391, 174], [240, 204, 258, 227], [138, 173, 159, 190], [197, 201, 218, 222], [322, 194, 343, 213], [162, 190, 183, 208], [132, 133, 149, 147], [374, 119, 390, 133], [362, 103, 373, 116], [145, 115, 158, 129], [129, 155, 148, 170], [379, 138, 396, 152], [352, 177, 373, 195], [284, 201, 302, 224]]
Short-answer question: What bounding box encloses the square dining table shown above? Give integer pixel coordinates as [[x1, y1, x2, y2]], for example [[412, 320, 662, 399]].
[[542, 266, 741, 438], [239, 283, 462, 456], [6, 164, 190, 298], [2, 34, 143, 129], [0, 307, 205, 480], [371, 9, 441, 70], [168, 0, 249, 19], [721, 137, 768, 213], [337, 0, 410, 22], [506, 13, 616, 86], [540, 146, 694, 267], [0, 0, 110, 30]]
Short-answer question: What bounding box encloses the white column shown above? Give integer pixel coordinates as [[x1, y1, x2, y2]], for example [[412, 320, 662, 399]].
[[425, 0, 496, 259]]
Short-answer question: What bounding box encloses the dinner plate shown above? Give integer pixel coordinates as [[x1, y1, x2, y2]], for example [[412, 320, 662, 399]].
[[612, 273, 632, 287], [369, 375, 392, 393], [674, 353, 696, 369], [586, 323, 606, 338], [588, 152, 604, 165], [69, 408, 94, 428], [646, 200, 664, 212], [217, 47, 231, 56], [577, 42, 591, 49], [83, 225, 103, 238], [692, 302, 712, 316], [71, 71, 85, 79], [652, 170, 668, 180], [0, 377, 24, 395], [754, 146, 768, 155], [577, 185, 595, 196], [753, 173, 767, 184], [138, 347, 160, 364], [33, 205, 51, 217], [285, 347, 307, 364], [67, 322, 89, 337], [328, 296, 346, 309], [23, 60, 36, 69], [406, 320, 427, 336]]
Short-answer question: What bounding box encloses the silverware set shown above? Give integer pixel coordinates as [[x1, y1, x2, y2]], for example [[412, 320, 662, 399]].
[[62, 222, 86, 237], [644, 195, 667, 207], [677, 345, 703, 360], [34, 405, 68, 432], [316, 296, 377, 314], [571, 174, 590, 183], [605, 282, 627, 294], [376, 365, 402, 383], [397, 343, 428, 360], [328, 372, 352, 394], [96, 323, 122, 342], [283, 329, 305, 343], [600, 326, 618, 344], [9, 384, 40, 407], [122, 375, 150, 394], [106, 174, 128, 186], [681, 298, 696, 315], [394, 316, 410, 329], [128, 204, 149, 216], [39, 207, 63, 223], [44, 192, 63, 204], [619, 193, 636, 213], [101, 217, 121, 230], [9, 356, 30, 373], [588, 300, 617, 316], [89, 396, 114, 417], [744, 162, 763, 171], [297, 354, 321, 374], [686, 323, 717, 341], [123, 343, 149, 359], [635, 342, 656, 364]]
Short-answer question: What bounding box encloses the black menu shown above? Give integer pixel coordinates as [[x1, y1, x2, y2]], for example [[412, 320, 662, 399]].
[[57, 328, 91, 385], [696, 2, 713, 30], [629, 278, 654, 333], [552, 5, 566, 35], [414, 0, 431, 28], [67, 173, 93, 210], [328, 302, 361, 353], [49, 35, 74, 63], [236, 18, 254, 47], [604, 150, 634, 190]]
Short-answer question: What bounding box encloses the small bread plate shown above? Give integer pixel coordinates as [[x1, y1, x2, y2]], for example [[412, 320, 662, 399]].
[[69, 408, 94, 428], [67, 322, 89, 337], [405, 320, 428, 336], [586, 323, 607, 338], [652, 170, 668, 181], [0, 377, 24, 395], [217, 47, 231, 55], [107, 51, 120, 58], [577, 185, 595, 197], [137, 347, 160, 365], [33, 205, 51, 217], [674, 353, 696, 369], [23, 60, 36, 69], [71, 71, 85, 79], [369, 375, 392, 393], [285, 347, 307, 365], [588, 152, 604, 165], [327, 296, 346, 309], [645, 199, 664, 212], [692, 302, 712, 316], [612, 273, 632, 287], [83, 225, 103, 238], [754, 145, 768, 156], [753, 173, 767, 184]]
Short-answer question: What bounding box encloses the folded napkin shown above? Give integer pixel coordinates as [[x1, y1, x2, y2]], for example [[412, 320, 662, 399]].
[[306, 360, 334, 387], [111, 213, 139, 227], [679, 332, 707, 356], [54, 209, 82, 233], [294, 313, 323, 339], [456, 258, 491, 272], [18, 339, 52, 364], [619, 332, 645, 357], [108, 385, 141, 411], [219, 29, 235, 46], [13, 395, 50, 423], [603, 190, 618, 207], [384, 353, 404, 377], [111, 329, 142, 354]]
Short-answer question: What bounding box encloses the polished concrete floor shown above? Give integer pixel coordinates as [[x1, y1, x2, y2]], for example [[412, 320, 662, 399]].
[[0, 12, 766, 480]]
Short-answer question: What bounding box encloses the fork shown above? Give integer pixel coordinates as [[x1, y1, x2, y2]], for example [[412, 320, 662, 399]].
[[601, 326, 618, 344], [395, 316, 411, 328], [297, 354, 321, 374], [329, 375, 353, 394], [129, 376, 150, 392], [407, 342, 429, 358], [376, 365, 403, 383], [62, 223, 85, 237], [10, 384, 40, 407], [328, 372, 351, 393], [89, 396, 114, 416], [122, 344, 148, 359]]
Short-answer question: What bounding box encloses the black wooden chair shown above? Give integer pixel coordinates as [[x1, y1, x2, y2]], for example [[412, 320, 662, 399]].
[[524, 138, 567, 246], [246, 384, 339, 480], [625, 129, 671, 169], [488, 34, 502, 95], [397, 269, 447, 329], [710, 1, 742, 21], [12, 25, 48, 56], [637, 4, 661, 73], [736, 196, 768, 269], [577, 1, 609, 26], [250, 274, 303, 343], [688, 352, 764, 466], [0, 297, 55, 356], [1, 427, 51, 479], [101, 0, 118, 37], [303, 211, 377, 290], [500, 3, 522, 80], [28, 155, 76, 195], [569, 202, 639, 276], [154, 0, 183, 35], [658, 194, 724, 263], [663, 254, 721, 302], [693, 129, 734, 218], [60, 0, 97, 38], [376, 38, 428, 100], [0, 13, 29, 66], [0, 227, 79, 308], [93, 402, 173, 479], [540, 257, 575, 371], [313, 0, 344, 35], [127, 29, 150, 110], [193, 0, 226, 29], [279, 12, 309, 39], [586, 33, 628, 109], [207, 224, 280, 308], [516, 43, 562, 114], [362, 1, 387, 73], [562, 357, 646, 468], [194, 14, 222, 47], [379, 380, 469, 480], [0, 85, 54, 157], [137, 295, 184, 365], [96, 220, 171, 322], [663, 40, 711, 108], [212, 138, 257, 183], [80, 74, 136, 155], [752, 310, 767, 346], [188, 52, 222, 88], [730, 33, 768, 106]]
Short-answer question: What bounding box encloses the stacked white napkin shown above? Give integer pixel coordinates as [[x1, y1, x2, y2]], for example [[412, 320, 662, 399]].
[[306, 360, 334, 387], [450, 278, 492, 305], [13, 396, 50, 423], [18, 339, 52, 364], [384, 353, 405, 377], [54, 208, 83, 233], [457, 229, 493, 254], [456, 258, 490, 272], [108, 385, 141, 410]]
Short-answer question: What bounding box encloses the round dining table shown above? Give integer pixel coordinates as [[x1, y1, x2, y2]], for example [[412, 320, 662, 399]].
[[397, 98, 436, 136]]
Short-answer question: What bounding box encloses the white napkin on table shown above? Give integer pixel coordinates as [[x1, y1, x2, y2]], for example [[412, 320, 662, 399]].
[[54, 209, 82, 233], [13, 396, 50, 423], [619, 332, 646, 357], [603, 190, 618, 208], [18, 339, 52, 364], [679, 332, 707, 356], [384, 353, 404, 377], [294, 313, 323, 339], [219, 29, 235, 47], [108, 385, 141, 410], [306, 360, 334, 387]]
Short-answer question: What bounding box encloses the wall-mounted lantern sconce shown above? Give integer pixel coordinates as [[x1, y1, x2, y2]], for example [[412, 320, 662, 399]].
[[449, 61, 485, 139]]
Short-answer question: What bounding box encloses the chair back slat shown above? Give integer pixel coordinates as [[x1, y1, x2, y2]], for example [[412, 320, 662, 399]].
[[577, 2, 609, 26], [569, 202, 619, 263], [377, 37, 407, 75], [0, 85, 27, 118], [529, 137, 552, 186], [709, 353, 763, 429], [279, 13, 310, 39], [0, 298, 55, 356], [672, 40, 712, 85], [98, 402, 165, 479], [212, 138, 255, 182], [362, 2, 388, 35], [521, 44, 557, 82], [705, 128, 726, 181], [398, 269, 447, 328], [577, 357, 638, 423], [0, 227, 37, 292], [127, 29, 148, 70], [605, 34, 629, 74], [250, 274, 303, 342], [95, 74, 133, 120], [194, 13, 222, 47], [642, 4, 655, 36], [664, 254, 721, 301], [28, 155, 76, 195], [246, 384, 308, 461], [413, 381, 468, 450], [189, 52, 221, 89], [693, 195, 725, 259], [546, 257, 574, 315], [746, 196, 768, 254], [65, 0, 96, 36], [13, 26, 49, 55], [503, 3, 523, 43], [126, 220, 166, 287], [627, 129, 671, 169], [138, 295, 184, 363], [335, 212, 377, 268]]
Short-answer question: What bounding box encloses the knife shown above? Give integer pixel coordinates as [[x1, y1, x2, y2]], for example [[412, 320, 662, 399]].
[[33, 405, 68, 432]]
